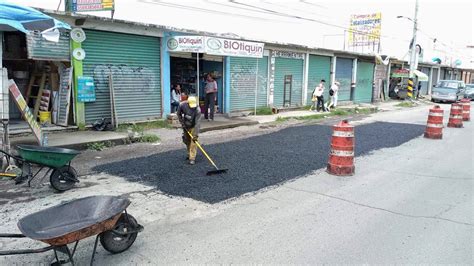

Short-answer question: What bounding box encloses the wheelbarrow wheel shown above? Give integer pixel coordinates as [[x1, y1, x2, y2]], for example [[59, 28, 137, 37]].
[[50, 166, 78, 192], [100, 213, 138, 254]]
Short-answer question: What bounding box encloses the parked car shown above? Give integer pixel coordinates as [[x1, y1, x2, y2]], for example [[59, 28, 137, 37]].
[[464, 84, 474, 100], [431, 80, 465, 103]]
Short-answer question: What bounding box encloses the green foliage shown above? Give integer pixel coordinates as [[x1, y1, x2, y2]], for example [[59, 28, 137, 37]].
[[117, 120, 170, 133], [331, 109, 350, 115], [137, 134, 161, 143], [253, 107, 273, 115], [86, 141, 114, 151], [396, 101, 415, 108], [273, 107, 376, 123]]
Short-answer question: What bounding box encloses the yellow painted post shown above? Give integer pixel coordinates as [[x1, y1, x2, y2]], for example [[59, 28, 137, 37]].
[[72, 40, 86, 126], [407, 78, 414, 99]]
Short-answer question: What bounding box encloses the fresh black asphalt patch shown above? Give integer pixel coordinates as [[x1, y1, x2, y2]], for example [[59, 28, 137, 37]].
[[93, 122, 425, 203]]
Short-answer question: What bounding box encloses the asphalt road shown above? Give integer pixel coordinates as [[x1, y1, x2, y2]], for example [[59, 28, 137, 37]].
[[90, 103, 471, 264], [1, 103, 472, 265], [93, 122, 425, 203]]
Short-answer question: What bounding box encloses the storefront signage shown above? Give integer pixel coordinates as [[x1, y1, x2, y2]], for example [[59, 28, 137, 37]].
[[205, 37, 264, 58], [68, 0, 115, 12], [8, 80, 42, 145], [167, 36, 205, 53], [272, 50, 305, 60], [77, 76, 96, 102], [391, 69, 410, 78], [348, 12, 382, 46], [168, 36, 264, 58]]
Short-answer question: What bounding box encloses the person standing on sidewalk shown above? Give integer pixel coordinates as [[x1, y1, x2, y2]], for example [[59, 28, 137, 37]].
[[204, 73, 218, 121], [171, 84, 182, 113], [327, 81, 340, 109], [312, 79, 328, 112], [177, 96, 201, 165]]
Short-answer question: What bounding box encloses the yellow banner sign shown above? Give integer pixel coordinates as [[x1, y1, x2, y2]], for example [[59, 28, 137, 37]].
[[348, 13, 382, 46]]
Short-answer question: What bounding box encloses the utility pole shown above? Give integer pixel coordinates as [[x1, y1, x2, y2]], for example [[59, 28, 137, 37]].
[[407, 0, 419, 100]]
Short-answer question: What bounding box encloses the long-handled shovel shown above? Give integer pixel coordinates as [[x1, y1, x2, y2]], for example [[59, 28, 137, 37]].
[[185, 130, 228, 175]]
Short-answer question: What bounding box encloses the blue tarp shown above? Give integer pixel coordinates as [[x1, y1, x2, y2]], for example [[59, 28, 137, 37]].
[[0, 1, 70, 33]]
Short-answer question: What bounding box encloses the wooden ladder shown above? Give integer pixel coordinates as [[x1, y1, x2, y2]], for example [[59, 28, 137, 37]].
[[25, 72, 50, 120]]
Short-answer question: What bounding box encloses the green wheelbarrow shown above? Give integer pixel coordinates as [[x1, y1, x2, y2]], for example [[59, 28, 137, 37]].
[[0, 145, 81, 192]]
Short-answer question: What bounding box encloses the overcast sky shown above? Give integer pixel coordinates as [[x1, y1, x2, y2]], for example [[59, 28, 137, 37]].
[[6, 0, 473, 67]]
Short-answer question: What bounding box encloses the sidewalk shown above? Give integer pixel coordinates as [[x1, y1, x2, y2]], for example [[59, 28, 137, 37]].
[[5, 100, 420, 149]]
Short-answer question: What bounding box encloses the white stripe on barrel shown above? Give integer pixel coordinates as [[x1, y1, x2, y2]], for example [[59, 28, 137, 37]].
[[450, 115, 463, 119], [331, 150, 354, 157], [332, 131, 355, 137], [429, 112, 444, 117], [426, 123, 443, 128]]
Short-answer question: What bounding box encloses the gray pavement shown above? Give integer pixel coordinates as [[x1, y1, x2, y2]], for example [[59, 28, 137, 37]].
[[0, 102, 472, 264]]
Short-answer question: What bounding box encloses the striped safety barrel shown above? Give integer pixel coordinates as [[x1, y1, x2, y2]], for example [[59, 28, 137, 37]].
[[327, 120, 355, 176], [460, 98, 470, 121], [424, 105, 444, 139], [447, 103, 463, 128]]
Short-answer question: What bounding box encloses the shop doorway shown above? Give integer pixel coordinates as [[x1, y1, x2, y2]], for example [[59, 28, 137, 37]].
[[170, 53, 224, 113], [2, 31, 73, 131]]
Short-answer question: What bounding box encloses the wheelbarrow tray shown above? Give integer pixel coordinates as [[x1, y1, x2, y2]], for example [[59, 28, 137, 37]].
[[16, 145, 80, 168], [17, 196, 130, 246]]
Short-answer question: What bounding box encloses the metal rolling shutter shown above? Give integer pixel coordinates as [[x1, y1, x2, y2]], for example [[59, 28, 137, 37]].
[[229, 56, 268, 112], [354, 61, 374, 103], [82, 30, 161, 124], [419, 67, 430, 95], [274, 57, 304, 107], [27, 31, 70, 61], [335, 58, 353, 101], [307, 55, 331, 104], [432, 68, 439, 85]]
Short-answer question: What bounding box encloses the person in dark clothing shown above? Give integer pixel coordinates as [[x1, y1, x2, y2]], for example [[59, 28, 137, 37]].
[[204, 73, 217, 121], [177, 96, 201, 165]]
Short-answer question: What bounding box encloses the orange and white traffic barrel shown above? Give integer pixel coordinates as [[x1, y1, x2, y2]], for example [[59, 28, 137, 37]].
[[327, 120, 355, 176], [424, 105, 444, 139], [460, 98, 470, 121], [447, 103, 463, 128]]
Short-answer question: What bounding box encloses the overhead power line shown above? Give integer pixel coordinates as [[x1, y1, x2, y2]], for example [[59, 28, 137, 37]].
[[138, 0, 293, 23], [228, 0, 406, 41]]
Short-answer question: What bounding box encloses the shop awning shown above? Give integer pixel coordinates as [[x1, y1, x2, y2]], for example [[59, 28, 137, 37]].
[[0, 2, 70, 33], [414, 70, 429, 81]]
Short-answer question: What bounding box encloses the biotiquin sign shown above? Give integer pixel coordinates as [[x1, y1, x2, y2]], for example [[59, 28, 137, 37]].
[[167, 36, 205, 53], [205, 37, 264, 58], [167, 36, 264, 58]]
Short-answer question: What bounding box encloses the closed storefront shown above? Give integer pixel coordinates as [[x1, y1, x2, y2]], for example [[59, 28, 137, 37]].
[[431, 68, 439, 90], [307, 55, 331, 104], [354, 61, 374, 103], [229, 56, 268, 112], [419, 67, 431, 95], [273, 51, 304, 107], [335, 57, 353, 101], [82, 29, 161, 124]]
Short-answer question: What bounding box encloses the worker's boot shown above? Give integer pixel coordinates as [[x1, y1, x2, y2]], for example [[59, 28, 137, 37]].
[[189, 160, 195, 165]]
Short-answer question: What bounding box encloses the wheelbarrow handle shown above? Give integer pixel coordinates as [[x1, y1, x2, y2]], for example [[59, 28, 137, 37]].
[[0, 233, 25, 238], [0, 245, 54, 256]]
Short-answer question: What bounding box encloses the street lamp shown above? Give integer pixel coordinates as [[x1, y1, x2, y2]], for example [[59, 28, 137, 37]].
[[396, 15, 414, 22], [396, 0, 418, 100]]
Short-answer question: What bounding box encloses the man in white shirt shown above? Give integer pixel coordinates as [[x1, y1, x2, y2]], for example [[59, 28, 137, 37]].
[[327, 81, 340, 109], [311, 79, 328, 112]]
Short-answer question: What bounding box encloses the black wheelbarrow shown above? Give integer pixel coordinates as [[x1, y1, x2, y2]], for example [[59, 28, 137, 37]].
[[0, 145, 81, 191], [0, 195, 144, 265]]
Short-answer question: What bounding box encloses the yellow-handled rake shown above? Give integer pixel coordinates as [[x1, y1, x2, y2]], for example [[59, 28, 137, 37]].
[[185, 130, 228, 176]]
